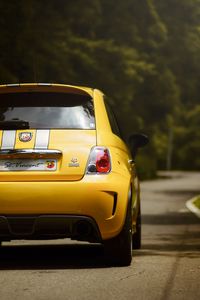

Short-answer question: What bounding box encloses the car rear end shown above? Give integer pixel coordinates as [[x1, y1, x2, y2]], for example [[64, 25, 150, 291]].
[[0, 84, 131, 245]]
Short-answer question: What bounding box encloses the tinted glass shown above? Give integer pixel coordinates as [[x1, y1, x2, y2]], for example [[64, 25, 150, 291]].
[[104, 100, 121, 137], [0, 92, 95, 129]]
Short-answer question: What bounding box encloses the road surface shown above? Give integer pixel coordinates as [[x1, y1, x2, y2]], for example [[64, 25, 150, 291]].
[[0, 171, 200, 300]]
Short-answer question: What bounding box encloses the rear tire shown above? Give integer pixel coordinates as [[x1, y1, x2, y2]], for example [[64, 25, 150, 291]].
[[132, 204, 141, 249], [104, 201, 133, 266]]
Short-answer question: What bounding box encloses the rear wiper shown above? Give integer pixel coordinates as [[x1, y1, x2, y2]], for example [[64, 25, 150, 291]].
[[0, 120, 30, 130]]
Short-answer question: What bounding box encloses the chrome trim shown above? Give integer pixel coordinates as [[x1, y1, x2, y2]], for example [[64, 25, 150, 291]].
[[0, 149, 62, 159]]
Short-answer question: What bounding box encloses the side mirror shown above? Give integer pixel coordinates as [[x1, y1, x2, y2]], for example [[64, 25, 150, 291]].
[[129, 133, 149, 158]]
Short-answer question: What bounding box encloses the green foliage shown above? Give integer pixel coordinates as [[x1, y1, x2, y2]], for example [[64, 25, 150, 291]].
[[173, 105, 200, 169], [0, 0, 200, 177], [194, 196, 200, 209]]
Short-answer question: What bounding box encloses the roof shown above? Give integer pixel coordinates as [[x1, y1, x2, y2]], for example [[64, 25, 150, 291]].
[[0, 83, 94, 97]]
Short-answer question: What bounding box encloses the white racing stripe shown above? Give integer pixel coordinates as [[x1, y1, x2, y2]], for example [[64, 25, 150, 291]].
[[35, 130, 50, 149], [1, 131, 16, 150], [0, 130, 50, 150]]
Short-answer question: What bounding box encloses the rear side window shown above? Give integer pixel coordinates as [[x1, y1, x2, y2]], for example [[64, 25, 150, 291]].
[[0, 92, 95, 130], [104, 100, 121, 138]]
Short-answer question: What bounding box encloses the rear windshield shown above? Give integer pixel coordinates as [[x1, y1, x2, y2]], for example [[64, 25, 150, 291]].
[[0, 92, 95, 129]]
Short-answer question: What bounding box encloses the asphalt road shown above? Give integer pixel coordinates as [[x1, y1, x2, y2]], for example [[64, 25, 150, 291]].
[[0, 171, 200, 300]]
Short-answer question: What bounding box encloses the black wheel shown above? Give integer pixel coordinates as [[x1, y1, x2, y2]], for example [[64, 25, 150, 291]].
[[104, 201, 133, 266], [132, 204, 141, 249]]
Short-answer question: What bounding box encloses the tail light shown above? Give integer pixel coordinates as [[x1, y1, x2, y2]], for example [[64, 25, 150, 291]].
[[86, 147, 111, 174]]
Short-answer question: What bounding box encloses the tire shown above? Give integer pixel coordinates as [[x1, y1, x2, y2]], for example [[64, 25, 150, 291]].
[[104, 200, 133, 266], [132, 204, 141, 249]]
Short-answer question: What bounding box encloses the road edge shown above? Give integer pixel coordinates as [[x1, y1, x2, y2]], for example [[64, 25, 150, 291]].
[[186, 197, 200, 219]]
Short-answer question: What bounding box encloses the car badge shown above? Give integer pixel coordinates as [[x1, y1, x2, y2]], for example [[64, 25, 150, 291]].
[[68, 158, 80, 167], [19, 132, 33, 142], [46, 160, 56, 169]]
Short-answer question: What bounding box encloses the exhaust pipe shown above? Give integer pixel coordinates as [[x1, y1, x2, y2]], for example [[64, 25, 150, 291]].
[[74, 220, 92, 237]]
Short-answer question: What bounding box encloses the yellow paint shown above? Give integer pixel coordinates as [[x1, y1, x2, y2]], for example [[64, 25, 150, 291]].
[[0, 173, 130, 239], [0, 131, 2, 148], [0, 83, 139, 242]]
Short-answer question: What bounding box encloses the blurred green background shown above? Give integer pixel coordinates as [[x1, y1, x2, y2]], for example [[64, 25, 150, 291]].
[[0, 0, 200, 178]]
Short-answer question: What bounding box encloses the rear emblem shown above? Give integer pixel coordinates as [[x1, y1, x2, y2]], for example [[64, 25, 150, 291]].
[[46, 161, 55, 169], [68, 158, 80, 167], [19, 132, 33, 142]]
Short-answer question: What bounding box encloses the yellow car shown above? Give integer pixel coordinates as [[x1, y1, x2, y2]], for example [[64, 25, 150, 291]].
[[0, 83, 148, 266]]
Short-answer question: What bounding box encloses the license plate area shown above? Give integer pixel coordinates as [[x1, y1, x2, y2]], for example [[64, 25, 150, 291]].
[[0, 159, 57, 171]]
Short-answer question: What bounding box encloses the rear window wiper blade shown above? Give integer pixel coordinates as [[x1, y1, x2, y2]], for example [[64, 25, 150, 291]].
[[0, 120, 30, 130]]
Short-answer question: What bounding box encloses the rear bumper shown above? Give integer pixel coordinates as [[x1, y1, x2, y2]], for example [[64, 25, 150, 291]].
[[0, 174, 131, 240], [0, 215, 101, 243]]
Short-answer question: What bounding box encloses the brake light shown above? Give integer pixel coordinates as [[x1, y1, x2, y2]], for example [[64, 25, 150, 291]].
[[86, 147, 111, 174]]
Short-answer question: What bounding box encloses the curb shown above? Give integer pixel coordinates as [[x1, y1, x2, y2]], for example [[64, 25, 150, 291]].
[[186, 197, 200, 219]]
